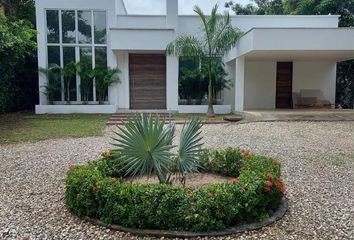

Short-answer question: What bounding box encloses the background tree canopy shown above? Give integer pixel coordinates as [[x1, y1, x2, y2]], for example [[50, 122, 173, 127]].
[[0, 0, 37, 113], [226, 0, 354, 108]]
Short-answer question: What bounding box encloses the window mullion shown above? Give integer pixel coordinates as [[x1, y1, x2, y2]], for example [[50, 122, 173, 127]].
[[75, 10, 81, 103], [91, 10, 96, 102], [59, 10, 64, 102]]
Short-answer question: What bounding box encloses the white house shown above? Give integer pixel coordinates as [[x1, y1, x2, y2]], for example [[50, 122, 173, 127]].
[[34, 0, 354, 114]]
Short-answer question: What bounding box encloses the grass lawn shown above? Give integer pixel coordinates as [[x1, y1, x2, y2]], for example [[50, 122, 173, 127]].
[[0, 113, 109, 144]]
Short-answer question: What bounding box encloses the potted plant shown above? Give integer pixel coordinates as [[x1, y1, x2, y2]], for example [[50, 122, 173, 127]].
[[91, 66, 120, 104], [39, 63, 62, 105], [62, 61, 78, 104], [77, 60, 93, 104]]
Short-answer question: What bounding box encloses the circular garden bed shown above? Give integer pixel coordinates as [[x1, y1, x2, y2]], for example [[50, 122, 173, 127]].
[[65, 147, 287, 236]]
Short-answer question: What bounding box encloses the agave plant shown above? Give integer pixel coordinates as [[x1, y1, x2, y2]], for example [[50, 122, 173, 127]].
[[111, 114, 203, 184]]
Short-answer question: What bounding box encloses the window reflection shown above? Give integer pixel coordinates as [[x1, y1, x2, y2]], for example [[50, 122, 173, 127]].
[[46, 10, 59, 43], [94, 11, 106, 44], [62, 10, 76, 43], [78, 11, 92, 44]]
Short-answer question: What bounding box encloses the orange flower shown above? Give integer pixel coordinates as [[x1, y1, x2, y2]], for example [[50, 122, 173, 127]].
[[207, 192, 213, 198], [231, 178, 239, 184], [280, 186, 286, 193], [265, 180, 272, 187], [186, 191, 193, 198], [68, 163, 76, 170], [242, 149, 251, 158], [266, 173, 273, 179], [264, 186, 271, 192], [112, 177, 117, 183], [273, 159, 281, 165]]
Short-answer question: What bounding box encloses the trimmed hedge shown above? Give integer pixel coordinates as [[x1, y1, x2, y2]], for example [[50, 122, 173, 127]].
[[65, 148, 285, 232]]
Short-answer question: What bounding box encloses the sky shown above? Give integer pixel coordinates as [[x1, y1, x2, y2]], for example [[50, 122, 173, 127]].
[[123, 0, 252, 15]]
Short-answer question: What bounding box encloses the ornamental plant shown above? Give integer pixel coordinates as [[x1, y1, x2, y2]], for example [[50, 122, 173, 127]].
[[65, 148, 285, 232], [111, 114, 203, 184]]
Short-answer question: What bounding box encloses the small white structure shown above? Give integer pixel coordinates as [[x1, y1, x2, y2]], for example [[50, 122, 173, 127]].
[[34, 0, 354, 114]]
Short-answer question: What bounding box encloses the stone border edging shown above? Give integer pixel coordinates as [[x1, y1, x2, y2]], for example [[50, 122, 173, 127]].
[[84, 197, 288, 238]]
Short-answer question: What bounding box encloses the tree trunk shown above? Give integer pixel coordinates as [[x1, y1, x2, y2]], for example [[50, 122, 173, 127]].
[[207, 62, 215, 117]]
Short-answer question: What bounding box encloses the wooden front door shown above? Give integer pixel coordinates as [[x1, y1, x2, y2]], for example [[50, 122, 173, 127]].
[[276, 62, 293, 109], [129, 54, 166, 109]]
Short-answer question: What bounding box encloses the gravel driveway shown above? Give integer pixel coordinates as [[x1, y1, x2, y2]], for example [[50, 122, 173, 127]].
[[0, 122, 353, 240]]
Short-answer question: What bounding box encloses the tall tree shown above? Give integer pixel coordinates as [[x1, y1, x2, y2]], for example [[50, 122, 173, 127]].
[[0, 0, 38, 113], [166, 4, 242, 116]]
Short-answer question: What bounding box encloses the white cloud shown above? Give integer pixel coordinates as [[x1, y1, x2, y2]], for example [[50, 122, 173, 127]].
[[123, 0, 252, 15]]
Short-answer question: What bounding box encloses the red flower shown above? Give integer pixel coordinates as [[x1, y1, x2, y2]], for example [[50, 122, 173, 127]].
[[68, 163, 76, 170], [280, 186, 286, 193], [264, 186, 271, 192], [278, 177, 283, 182], [275, 181, 283, 187], [242, 149, 251, 158], [112, 177, 117, 183], [265, 180, 272, 187], [93, 186, 97, 193], [208, 192, 213, 198], [231, 178, 239, 184], [266, 173, 273, 179]]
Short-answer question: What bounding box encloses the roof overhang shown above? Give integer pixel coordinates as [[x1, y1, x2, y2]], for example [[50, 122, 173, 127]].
[[225, 28, 354, 62]]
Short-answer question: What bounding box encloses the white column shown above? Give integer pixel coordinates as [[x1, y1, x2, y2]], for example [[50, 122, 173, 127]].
[[117, 51, 130, 109], [166, 55, 179, 111], [235, 56, 245, 111], [35, 2, 48, 106]]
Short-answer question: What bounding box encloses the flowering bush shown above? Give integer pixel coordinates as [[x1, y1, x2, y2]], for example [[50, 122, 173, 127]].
[[65, 148, 285, 232]]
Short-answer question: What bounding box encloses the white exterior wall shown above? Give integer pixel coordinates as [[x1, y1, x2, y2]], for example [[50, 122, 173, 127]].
[[223, 61, 236, 109], [244, 61, 276, 109], [293, 61, 337, 104], [35, 0, 350, 114]]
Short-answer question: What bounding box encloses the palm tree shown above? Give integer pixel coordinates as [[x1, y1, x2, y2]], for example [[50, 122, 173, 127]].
[[166, 4, 242, 116]]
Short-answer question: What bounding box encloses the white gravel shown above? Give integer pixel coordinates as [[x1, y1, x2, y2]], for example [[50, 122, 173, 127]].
[[0, 121, 353, 240]]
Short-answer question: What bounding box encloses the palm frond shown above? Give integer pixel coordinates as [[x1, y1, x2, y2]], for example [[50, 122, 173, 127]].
[[166, 35, 204, 57], [176, 117, 203, 179], [111, 114, 175, 183]]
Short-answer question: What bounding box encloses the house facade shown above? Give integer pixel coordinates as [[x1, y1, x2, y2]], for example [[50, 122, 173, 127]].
[[35, 0, 354, 114]]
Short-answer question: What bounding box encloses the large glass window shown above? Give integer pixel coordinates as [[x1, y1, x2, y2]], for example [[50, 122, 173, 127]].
[[63, 47, 76, 101], [62, 10, 76, 43], [78, 11, 92, 44], [45, 9, 107, 103], [94, 11, 107, 44], [46, 10, 59, 43], [47, 46, 61, 101], [80, 47, 93, 101]]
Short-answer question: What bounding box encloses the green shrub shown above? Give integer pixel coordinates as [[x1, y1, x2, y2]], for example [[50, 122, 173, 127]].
[[65, 148, 285, 232], [198, 147, 243, 176]]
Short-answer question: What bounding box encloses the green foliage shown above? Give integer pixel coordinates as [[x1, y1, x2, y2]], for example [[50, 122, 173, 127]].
[[0, 13, 37, 113], [112, 114, 176, 183], [179, 58, 232, 105], [65, 165, 104, 217], [225, 0, 284, 15], [39, 64, 62, 103], [176, 117, 203, 182], [90, 66, 120, 102], [198, 147, 243, 177], [77, 60, 94, 103], [166, 4, 242, 115], [112, 114, 203, 184], [65, 148, 285, 232]]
